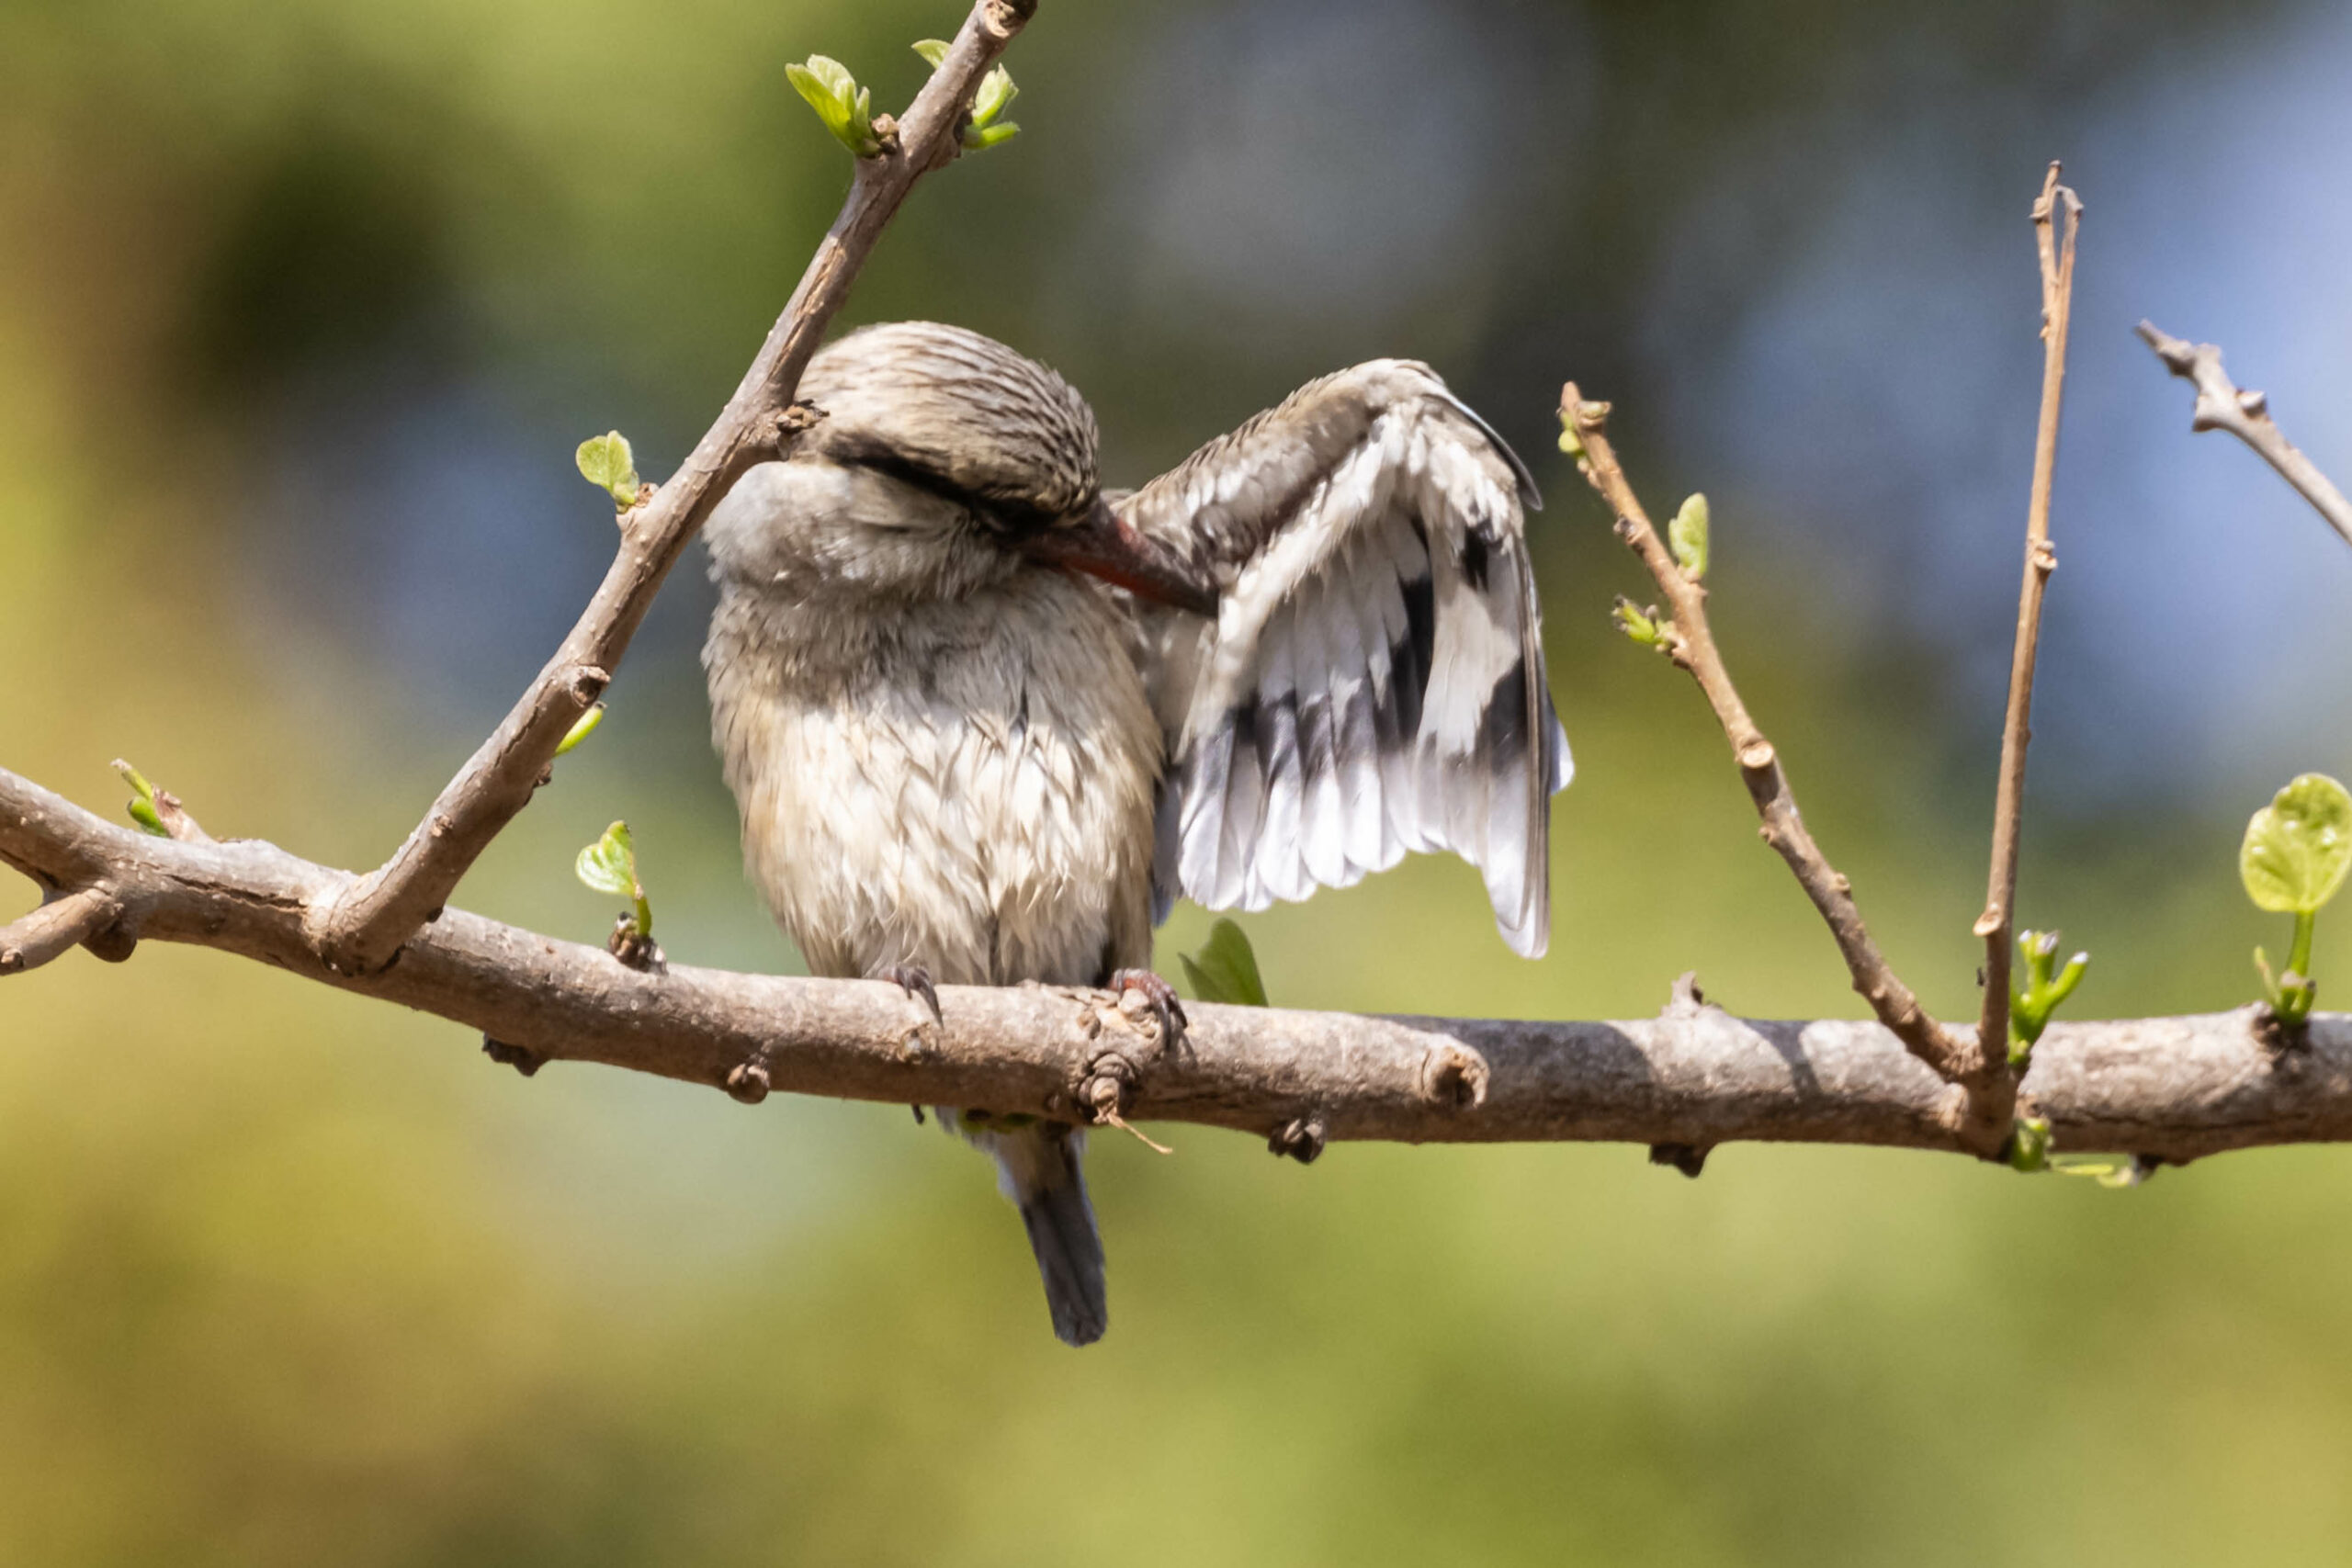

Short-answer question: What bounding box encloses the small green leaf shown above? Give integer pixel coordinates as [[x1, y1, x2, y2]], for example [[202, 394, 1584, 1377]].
[[575, 820, 638, 899], [1668, 492, 1710, 581], [2048, 950, 2089, 1006], [575, 819, 652, 940], [1611, 595, 1670, 649], [112, 759, 169, 838], [971, 63, 1018, 126], [1179, 919, 1269, 1007], [787, 54, 880, 156], [914, 41, 1019, 149], [575, 432, 641, 508], [2240, 773, 2352, 914], [566, 822, 649, 944], [2008, 929, 2089, 1065], [554, 703, 605, 759], [1557, 410, 1584, 458]]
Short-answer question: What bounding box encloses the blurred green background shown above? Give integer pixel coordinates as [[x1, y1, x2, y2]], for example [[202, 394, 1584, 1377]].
[[7, 0, 2352, 1561]]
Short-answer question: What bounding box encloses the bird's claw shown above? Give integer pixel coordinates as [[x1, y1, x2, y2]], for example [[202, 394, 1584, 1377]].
[[881, 964, 943, 1023], [1110, 968, 1187, 1048]]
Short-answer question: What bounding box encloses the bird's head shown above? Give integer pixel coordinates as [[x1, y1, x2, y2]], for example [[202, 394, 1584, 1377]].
[[705, 321, 1213, 614]]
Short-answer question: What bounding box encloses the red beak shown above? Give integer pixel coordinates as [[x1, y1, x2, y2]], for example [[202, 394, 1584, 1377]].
[[1023, 497, 1219, 617]]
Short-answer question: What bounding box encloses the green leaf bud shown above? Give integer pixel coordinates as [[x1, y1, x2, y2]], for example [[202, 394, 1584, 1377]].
[[1668, 492, 1711, 581], [787, 55, 881, 157]]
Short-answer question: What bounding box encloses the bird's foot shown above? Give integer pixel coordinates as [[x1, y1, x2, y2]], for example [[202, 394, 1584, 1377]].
[[1109, 967, 1187, 1050], [879, 963, 943, 1023]]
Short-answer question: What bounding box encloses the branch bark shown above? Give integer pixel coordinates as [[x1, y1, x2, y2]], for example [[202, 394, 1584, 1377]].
[[304, 0, 1037, 978], [1560, 388, 1995, 1145], [1976, 164, 2082, 1059], [2136, 320, 2352, 553], [1, 765, 2339, 1164], [0, 883, 122, 976]]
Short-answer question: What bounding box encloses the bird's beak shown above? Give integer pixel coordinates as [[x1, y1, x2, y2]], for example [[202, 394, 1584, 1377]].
[[1023, 497, 1219, 617]]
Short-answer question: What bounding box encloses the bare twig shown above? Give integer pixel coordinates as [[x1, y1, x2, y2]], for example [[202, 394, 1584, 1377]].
[[151, 790, 212, 844], [2, 764, 2341, 1163], [1562, 388, 1996, 1146], [304, 0, 1038, 977], [2137, 320, 2352, 553], [1976, 164, 2082, 1068], [0, 884, 122, 976]]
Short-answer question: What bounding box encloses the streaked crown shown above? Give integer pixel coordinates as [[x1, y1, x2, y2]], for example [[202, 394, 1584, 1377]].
[[804, 321, 1101, 527]]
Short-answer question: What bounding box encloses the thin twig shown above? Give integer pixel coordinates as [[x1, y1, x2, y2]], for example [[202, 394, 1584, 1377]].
[[1562, 388, 1995, 1145], [0, 763, 2339, 1162], [305, 0, 1038, 976], [0, 884, 121, 976], [152, 787, 213, 844], [2136, 321, 2352, 552], [1977, 164, 2082, 1067]]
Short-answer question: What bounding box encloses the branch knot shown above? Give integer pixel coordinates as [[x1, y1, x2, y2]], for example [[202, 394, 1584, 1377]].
[[725, 1061, 773, 1105], [1419, 1041, 1489, 1111], [1270, 1114, 1327, 1164]]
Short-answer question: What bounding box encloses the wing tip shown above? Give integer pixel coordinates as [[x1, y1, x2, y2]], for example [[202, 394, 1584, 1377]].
[[1495, 879, 1551, 957]]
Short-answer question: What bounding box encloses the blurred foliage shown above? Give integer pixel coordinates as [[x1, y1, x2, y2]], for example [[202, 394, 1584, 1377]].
[[5, 0, 2352, 1562]]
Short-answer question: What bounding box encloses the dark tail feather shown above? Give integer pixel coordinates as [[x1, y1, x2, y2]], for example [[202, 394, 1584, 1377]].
[[1000, 1126, 1108, 1347]]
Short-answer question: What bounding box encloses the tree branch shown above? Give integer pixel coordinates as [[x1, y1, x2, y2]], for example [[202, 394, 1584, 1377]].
[[13, 115, 2346, 1181], [1560, 389, 1994, 1145], [2136, 319, 2352, 553], [304, 0, 1038, 978], [1, 764, 2339, 1164], [0, 883, 122, 976], [1977, 164, 2082, 1059]]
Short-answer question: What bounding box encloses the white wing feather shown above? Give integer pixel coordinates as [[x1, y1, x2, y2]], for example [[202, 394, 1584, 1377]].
[[1123, 361, 1571, 957]]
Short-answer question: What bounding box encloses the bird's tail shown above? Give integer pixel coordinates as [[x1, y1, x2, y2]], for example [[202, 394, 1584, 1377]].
[[968, 1119, 1107, 1347]]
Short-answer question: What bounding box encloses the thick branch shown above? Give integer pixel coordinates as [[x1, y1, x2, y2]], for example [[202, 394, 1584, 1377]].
[[1562, 387, 1992, 1141], [0, 884, 122, 976], [2, 765, 2341, 1163], [1977, 165, 2082, 1059], [2136, 320, 2352, 552], [307, 0, 1036, 977]]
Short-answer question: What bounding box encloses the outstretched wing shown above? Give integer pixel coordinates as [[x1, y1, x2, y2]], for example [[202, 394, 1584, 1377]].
[[1120, 360, 1571, 957]]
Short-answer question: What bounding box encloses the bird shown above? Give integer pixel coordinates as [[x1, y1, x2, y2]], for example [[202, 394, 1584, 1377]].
[[702, 321, 1570, 1346]]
